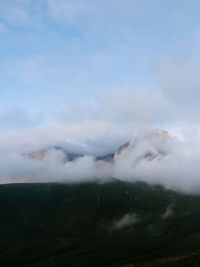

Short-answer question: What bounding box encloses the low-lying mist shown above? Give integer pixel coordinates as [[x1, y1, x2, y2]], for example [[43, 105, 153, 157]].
[[1, 129, 200, 194]]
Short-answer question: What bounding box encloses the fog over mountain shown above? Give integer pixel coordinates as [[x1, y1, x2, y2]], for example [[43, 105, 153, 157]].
[[0, 128, 199, 194]]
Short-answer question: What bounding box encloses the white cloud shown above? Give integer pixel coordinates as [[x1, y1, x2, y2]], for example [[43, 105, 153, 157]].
[[0, 108, 43, 133], [46, 0, 88, 22], [1, 129, 200, 194], [159, 58, 200, 103], [161, 205, 173, 219], [112, 213, 139, 230], [0, 121, 130, 154], [112, 130, 200, 194]]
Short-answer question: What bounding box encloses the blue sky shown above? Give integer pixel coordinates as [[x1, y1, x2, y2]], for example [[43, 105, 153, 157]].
[[1, 0, 200, 153]]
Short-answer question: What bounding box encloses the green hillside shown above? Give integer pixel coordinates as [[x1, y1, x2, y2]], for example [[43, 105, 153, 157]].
[[0, 181, 200, 266]]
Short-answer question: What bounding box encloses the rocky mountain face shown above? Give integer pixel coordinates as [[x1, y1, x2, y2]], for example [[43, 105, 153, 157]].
[[113, 128, 172, 165], [27, 147, 82, 163], [27, 128, 172, 166]]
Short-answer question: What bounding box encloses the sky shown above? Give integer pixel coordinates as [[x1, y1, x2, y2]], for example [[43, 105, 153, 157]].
[[1, 1, 200, 158]]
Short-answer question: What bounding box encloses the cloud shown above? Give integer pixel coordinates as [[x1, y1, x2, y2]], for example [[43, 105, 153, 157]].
[[2, 55, 52, 85], [0, 121, 129, 155], [0, 0, 30, 24], [161, 205, 173, 220], [158, 58, 200, 118], [0, 75, 199, 155], [1, 129, 200, 195], [96, 86, 166, 125], [0, 148, 112, 184], [112, 130, 200, 194], [0, 108, 43, 133], [46, 0, 88, 22], [112, 213, 139, 230]]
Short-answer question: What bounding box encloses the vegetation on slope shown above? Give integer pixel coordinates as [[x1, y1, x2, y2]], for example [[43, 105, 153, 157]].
[[0, 181, 200, 266]]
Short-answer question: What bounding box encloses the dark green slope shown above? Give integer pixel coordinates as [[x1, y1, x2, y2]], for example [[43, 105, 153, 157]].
[[0, 181, 200, 266]]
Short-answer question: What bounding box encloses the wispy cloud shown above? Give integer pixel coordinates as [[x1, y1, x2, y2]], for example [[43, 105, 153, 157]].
[[0, 0, 30, 24], [112, 213, 139, 230]]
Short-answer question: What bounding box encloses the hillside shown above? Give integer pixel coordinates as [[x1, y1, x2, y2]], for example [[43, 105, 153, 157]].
[[0, 181, 200, 266]]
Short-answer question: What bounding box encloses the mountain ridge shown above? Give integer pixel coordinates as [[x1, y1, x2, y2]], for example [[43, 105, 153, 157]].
[[27, 128, 172, 165]]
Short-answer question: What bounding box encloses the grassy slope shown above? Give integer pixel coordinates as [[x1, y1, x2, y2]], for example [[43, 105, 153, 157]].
[[0, 181, 200, 266]]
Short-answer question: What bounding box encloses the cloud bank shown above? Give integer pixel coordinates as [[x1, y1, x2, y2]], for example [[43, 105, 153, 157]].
[[1, 129, 200, 194]]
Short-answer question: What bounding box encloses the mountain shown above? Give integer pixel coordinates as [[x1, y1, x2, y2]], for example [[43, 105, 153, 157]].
[[111, 128, 172, 167], [27, 128, 172, 166], [1, 181, 200, 266], [116, 142, 129, 155], [28, 146, 83, 162]]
